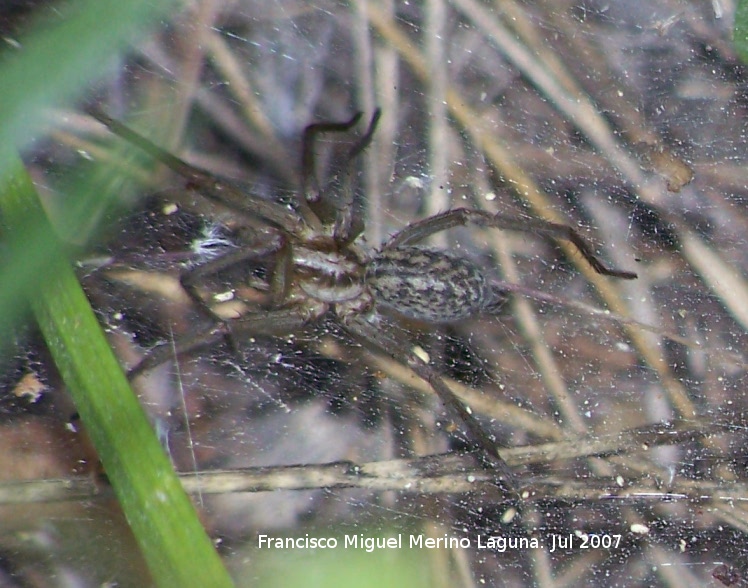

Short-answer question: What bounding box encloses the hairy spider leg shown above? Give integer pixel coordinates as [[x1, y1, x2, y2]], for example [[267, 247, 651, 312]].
[[128, 230, 289, 378], [128, 305, 315, 380], [300, 110, 382, 243], [346, 315, 516, 493], [89, 109, 307, 236], [180, 230, 285, 321], [334, 109, 382, 245], [382, 208, 638, 280], [301, 112, 364, 210]]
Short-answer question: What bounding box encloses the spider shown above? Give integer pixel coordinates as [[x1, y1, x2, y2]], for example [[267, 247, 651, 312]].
[[90, 108, 637, 490]]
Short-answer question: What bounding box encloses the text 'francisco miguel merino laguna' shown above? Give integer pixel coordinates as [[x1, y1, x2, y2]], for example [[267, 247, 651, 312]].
[[257, 534, 550, 553]]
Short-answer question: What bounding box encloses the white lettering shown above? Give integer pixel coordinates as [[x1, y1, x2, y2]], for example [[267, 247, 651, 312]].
[[409, 534, 470, 549], [477, 535, 539, 551], [256, 534, 337, 549]]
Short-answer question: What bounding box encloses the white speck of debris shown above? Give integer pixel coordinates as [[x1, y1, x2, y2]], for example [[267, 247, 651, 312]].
[[501, 507, 517, 524], [162, 202, 179, 215], [679, 538, 686, 552], [214, 290, 234, 302], [467, 475, 476, 483], [616, 475, 625, 487], [404, 176, 425, 189], [630, 523, 649, 535], [484, 192, 497, 201]]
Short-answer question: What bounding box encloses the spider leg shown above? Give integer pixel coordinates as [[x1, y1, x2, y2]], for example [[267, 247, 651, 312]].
[[334, 109, 382, 244], [128, 304, 316, 380], [382, 208, 637, 279], [345, 109, 381, 163], [301, 112, 364, 206], [131, 230, 296, 379], [89, 109, 306, 235], [345, 315, 516, 492], [175, 229, 287, 364], [299, 110, 382, 243], [128, 321, 229, 380], [180, 230, 286, 322]]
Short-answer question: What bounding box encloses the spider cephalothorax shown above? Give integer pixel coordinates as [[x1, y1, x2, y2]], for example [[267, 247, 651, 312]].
[[291, 240, 370, 310], [92, 108, 636, 488]]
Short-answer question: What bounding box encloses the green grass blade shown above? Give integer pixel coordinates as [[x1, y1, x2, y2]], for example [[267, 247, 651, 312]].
[[0, 156, 235, 586], [0, 1, 235, 583], [735, 0, 748, 62]]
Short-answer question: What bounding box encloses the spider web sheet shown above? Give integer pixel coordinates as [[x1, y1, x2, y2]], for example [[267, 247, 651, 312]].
[[3, 0, 748, 586]]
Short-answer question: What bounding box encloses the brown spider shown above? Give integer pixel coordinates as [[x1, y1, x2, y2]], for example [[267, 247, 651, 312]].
[[90, 108, 636, 489]]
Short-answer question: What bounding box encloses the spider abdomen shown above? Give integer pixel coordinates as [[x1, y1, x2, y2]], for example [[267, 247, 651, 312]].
[[367, 246, 489, 322]]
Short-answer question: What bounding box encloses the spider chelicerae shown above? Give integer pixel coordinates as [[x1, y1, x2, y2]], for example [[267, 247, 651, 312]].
[[91, 108, 636, 489]]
